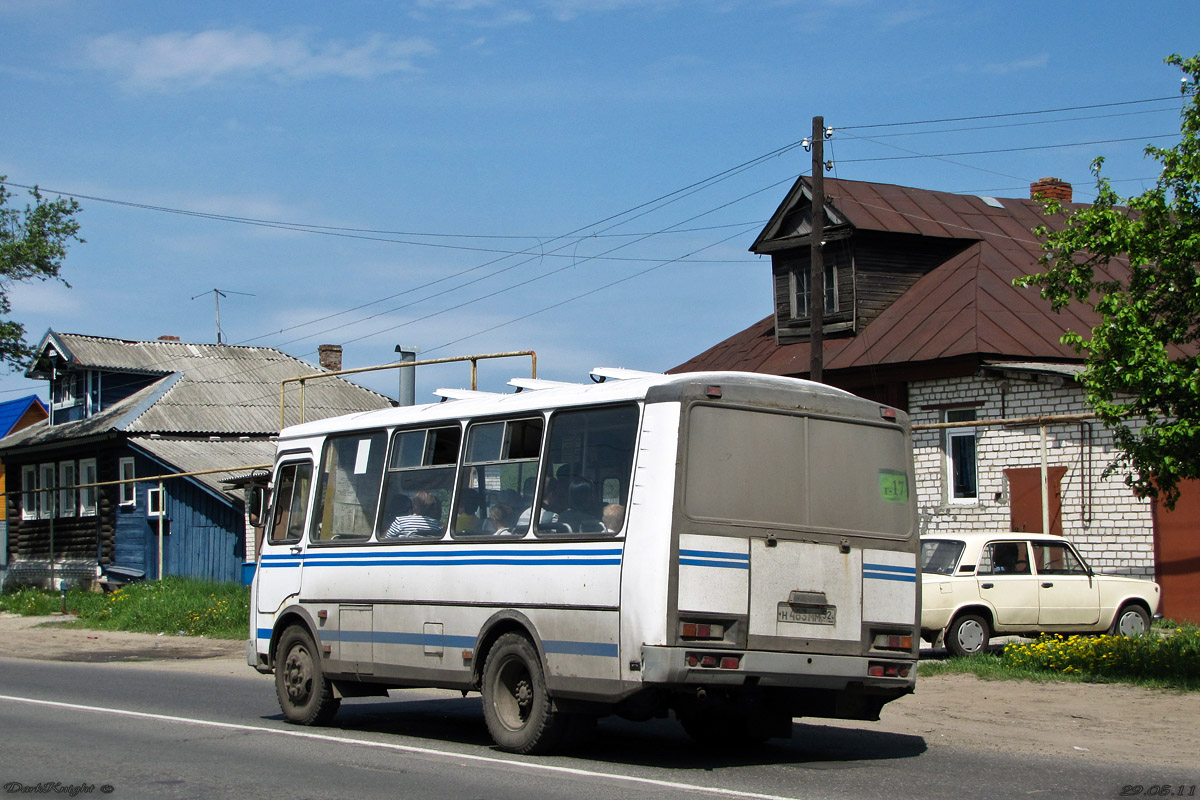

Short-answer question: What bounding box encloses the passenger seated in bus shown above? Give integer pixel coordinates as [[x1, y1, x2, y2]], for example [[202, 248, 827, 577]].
[[559, 477, 602, 532], [517, 477, 565, 527], [455, 488, 483, 534], [602, 503, 625, 533], [486, 502, 516, 533], [383, 491, 443, 538]]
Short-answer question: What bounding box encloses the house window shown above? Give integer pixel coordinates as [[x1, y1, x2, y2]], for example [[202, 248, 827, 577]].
[[79, 459, 98, 516], [21, 465, 37, 520], [945, 408, 978, 503], [59, 461, 77, 518], [146, 487, 165, 517], [119, 457, 136, 506], [39, 463, 56, 518], [790, 263, 838, 319]]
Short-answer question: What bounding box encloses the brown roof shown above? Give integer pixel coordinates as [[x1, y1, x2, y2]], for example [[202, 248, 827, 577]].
[[677, 177, 1124, 377]]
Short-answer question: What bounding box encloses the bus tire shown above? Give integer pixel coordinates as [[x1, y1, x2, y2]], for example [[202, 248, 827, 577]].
[[275, 625, 340, 726], [481, 632, 567, 754]]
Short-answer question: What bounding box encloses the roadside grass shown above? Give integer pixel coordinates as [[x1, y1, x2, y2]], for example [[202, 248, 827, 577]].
[[919, 621, 1200, 691], [0, 578, 249, 639]]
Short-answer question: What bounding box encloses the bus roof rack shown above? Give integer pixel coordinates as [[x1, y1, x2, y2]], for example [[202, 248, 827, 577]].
[[589, 367, 663, 382], [508, 377, 582, 391], [433, 388, 505, 401]]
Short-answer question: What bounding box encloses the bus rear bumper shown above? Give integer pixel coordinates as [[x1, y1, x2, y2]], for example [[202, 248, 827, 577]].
[[639, 645, 915, 693]]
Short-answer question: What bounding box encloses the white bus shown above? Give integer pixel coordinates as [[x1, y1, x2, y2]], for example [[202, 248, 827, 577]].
[[249, 368, 919, 753]]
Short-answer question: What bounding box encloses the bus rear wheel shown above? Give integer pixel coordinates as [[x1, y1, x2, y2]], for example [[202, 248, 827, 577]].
[[481, 632, 568, 754], [275, 625, 340, 726]]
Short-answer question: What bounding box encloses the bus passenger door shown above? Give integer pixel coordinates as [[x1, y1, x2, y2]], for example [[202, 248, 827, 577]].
[[256, 460, 313, 615]]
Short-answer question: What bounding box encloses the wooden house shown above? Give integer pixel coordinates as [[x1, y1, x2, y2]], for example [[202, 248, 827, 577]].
[[0, 332, 392, 588]]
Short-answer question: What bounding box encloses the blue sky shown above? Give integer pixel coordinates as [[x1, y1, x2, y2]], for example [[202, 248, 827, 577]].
[[2, 0, 1197, 402]]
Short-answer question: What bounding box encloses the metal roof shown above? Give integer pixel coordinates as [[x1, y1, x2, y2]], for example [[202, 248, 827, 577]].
[[0, 394, 47, 438], [131, 436, 276, 498], [25, 332, 393, 435], [679, 177, 1122, 377]]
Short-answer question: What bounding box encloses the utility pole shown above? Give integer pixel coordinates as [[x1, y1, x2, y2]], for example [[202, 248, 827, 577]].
[[809, 115, 826, 384]]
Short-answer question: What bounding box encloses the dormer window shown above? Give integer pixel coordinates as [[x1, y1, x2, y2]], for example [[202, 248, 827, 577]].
[[790, 263, 838, 319]]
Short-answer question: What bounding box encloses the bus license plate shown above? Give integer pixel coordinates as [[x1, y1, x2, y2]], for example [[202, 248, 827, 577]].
[[777, 603, 836, 625]]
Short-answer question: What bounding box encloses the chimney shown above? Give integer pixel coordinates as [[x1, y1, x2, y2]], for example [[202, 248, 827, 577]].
[[318, 344, 342, 372], [1030, 177, 1072, 203], [157, 335, 180, 341]]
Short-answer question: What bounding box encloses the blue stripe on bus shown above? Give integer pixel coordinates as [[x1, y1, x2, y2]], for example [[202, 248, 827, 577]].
[[678, 549, 749, 570], [863, 563, 917, 583], [863, 563, 915, 574], [258, 548, 622, 569], [315, 629, 616, 658], [679, 557, 750, 570], [679, 548, 749, 561]]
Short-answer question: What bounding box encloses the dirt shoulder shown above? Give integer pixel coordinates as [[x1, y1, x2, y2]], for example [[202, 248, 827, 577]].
[[2, 612, 1196, 768]]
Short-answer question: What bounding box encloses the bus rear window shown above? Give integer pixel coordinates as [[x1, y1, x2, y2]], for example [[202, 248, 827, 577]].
[[684, 406, 912, 538]]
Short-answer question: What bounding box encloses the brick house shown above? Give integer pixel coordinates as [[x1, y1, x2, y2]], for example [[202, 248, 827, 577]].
[[0, 332, 393, 588], [674, 176, 1199, 622]]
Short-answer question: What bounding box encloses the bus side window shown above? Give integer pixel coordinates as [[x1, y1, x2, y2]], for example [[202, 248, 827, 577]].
[[454, 418, 543, 539], [309, 431, 387, 543], [376, 425, 461, 542], [536, 405, 638, 538], [269, 461, 313, 545]]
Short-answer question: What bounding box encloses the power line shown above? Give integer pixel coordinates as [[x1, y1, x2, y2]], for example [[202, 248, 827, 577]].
[[840, 96, 1180, 131]]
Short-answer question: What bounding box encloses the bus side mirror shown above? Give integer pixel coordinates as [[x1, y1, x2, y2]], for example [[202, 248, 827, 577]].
[[248, 485, 267, 525]]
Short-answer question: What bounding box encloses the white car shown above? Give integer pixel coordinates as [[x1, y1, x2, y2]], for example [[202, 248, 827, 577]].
[[920, 533, 1161, 657]]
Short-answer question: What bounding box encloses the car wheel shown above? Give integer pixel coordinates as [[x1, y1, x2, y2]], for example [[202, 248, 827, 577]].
[[274, 625, 340, 725], [945, 613, 990, 657], [481, 632, 569, 754], [1109, 604, 1150, 638]]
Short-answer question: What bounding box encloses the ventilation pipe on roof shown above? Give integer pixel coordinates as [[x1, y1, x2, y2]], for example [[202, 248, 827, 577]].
[[395, 345, 419, 406]]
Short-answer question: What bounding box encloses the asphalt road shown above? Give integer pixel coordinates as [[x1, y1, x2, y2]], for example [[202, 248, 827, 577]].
[[0, 656, 1192, 800]]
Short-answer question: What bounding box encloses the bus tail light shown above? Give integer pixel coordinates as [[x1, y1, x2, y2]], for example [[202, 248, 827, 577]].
[[868, 661, 911, 678], [686, 652, 743, 670], [680, 621, 726, 640], [872, 633, 913, 651]]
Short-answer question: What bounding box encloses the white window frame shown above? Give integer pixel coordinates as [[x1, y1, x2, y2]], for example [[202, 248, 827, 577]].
[[146, 486, 165, 517], [58, 461, 77, 518], [119, 457, 136, 506], [21, 465, 37, 520], [79, 458, 98, 516], [945, 408, 978, 504], [38, 463, 56, 519]]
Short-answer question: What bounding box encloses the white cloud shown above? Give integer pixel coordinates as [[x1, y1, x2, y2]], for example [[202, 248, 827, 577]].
[[85, 28, 438, 91], [980, 53, 1050, 75]]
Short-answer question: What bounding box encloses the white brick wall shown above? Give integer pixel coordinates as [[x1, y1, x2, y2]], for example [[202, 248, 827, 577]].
[[910, 373, 1155, 578]]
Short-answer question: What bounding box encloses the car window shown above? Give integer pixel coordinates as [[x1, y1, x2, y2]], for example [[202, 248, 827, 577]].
[[921, 539, 965, 575], [1032, 542, 1088, 575], [978, 541, 1031, 576]]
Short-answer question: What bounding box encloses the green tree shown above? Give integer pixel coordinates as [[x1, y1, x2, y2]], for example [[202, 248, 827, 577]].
[[1017, 53, 1200, 507], [0, 177, 83, 370]]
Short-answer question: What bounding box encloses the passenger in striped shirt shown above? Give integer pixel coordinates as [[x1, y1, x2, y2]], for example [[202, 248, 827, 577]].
[[384, 491, 442, 538]]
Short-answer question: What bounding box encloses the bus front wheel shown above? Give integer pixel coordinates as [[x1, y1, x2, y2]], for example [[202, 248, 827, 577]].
[[481, 632, 568, 754], [275, 625, 340, 726]]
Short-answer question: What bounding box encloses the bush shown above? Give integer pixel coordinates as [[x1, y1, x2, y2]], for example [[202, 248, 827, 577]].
[[1001, 628, 1200, 688]]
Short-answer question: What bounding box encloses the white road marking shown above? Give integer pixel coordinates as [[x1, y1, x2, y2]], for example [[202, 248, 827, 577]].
[[0, 693, 803, 800]]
